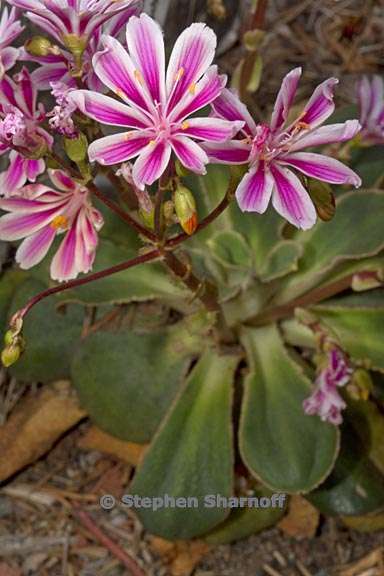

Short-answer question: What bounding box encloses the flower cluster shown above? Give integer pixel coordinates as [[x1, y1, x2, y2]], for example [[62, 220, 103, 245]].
[[0, 4, 368, 276], [303, 348, 353, 425]]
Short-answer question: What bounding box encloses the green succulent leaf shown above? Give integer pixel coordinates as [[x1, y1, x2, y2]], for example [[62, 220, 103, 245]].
[[350, 145, 384, 188], [311, 290, 384, 371], [308, 423, 384, 516], [207, 230, 252, 270], [9, 278, 84, 382], [50, 240, 188, 307], [129, 349, 239, 539], [204, 488, 286, 544], [71, 319, 205, 443], [239, 325, 339, 493], [276, 190, 384, 303]]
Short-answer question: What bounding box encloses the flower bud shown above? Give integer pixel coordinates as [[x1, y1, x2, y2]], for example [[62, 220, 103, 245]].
[[1, 344, 21, 368], [174, 185, 198, 235], [139, 206, 155, 229], [25, 36, 59, 57], [4, 330, 14, 347], [64, 132, 88, 162]]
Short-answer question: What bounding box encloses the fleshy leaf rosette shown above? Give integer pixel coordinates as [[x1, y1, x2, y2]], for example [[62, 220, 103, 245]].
[[204, 67, 362, 229], [70, 14, 243, 190]]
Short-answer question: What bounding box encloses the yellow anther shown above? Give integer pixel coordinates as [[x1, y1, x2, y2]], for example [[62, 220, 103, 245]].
[[175, 67, 185, 82], [296, 121, 311, 131], [181, 121, 190, 130], [116, 89, 125, 99], [51, 215, 69, 230], [134, 69, 143, 84], [188, 82, 196, 95], [149, 139, 156, 145]]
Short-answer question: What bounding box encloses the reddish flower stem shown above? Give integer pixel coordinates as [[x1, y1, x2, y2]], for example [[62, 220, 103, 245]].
[[16, 249, 161, 321], [72, 506, 146, 576]]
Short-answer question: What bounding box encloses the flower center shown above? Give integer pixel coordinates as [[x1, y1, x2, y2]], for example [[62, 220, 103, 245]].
[[51, 214, 69, 231]]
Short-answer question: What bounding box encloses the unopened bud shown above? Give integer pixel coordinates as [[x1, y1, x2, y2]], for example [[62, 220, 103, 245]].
[[139, 206, 155, 229], [63, 34, 87, 59], [64, 132, 88, 163], [25, 36, 59, 57], [175, 160, 189, 178], [1, 344, 21, 367], [4, 330, 14, 347], [174, 185, 198, 235]]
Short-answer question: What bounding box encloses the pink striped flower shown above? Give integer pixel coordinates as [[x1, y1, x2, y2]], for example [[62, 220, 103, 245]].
[[28, 11, 140, 92], [0, 68, 53, 196], [357, 75, 384, 145], [0, 2, 23, 79], [7, 0, 142, 50], [204, 68, 362, 230], [0, 169, 104, 281], [70, 14, 243, 190], [303, 348, 352, 425]]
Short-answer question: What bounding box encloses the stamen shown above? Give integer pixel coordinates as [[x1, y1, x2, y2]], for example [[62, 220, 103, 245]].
[[175, 68, 184, 82], [134, 69, 144, 85], [51, 215, 69, 230], [188, 83, 196, 95], [116, 89, 125, 99], [181, 121, 189, 130]]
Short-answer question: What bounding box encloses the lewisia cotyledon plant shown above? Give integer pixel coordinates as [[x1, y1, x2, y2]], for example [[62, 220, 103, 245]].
[[0, 68, 53, 196], [0, 169, 104, 281], [303, 348, 353, 425], [0, 1, 23, 79], [204, 67, 362, 229], [70, 13, 244, 190], [357, 75, 384, 145]]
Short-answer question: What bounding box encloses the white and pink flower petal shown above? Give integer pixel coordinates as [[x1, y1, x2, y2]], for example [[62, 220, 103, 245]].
[[48, 169, 77, 192], [14, 67, 37, 117], [171, 135, 208, 175], [0, 47, 19, 78], [26, 158, 45, 182], [0, 205, 62, 240], [202, 141, 251, 164], [270, 67, 301, 132], [166, 23, 217, 113], [270, 164, 317, 230], [299, 77, 338, 129], [236, 161, 274, 213], [289, 120, 361, 151], [31, 63, 71, 90], [50, 220, 79, 282], [126, 14, 165, 105], [176, 117, 244, 141], [0, 152, 28, 197], [93, 35, 154, 115], [132, 139, 172, 189], [71, 89, 150, 128], [170, 65, 227, 123], [88, 131, 152, 165], [356, 76, 372, 127], [212, 87, 257, 136], [280, 152, 362, 187], [16, 224, 56, 269]]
